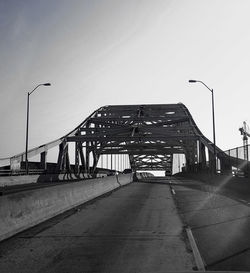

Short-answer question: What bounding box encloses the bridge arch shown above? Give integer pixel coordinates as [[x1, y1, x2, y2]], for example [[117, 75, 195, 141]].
[[3, 103, 234, 175]]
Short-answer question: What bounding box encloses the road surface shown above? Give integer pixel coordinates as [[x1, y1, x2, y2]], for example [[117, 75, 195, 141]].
[[170, 176, 250, 271], [2, 175, 250, 272], [0, 181, 195, 273]]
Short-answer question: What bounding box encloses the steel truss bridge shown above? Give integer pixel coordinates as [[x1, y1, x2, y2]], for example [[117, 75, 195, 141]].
[[1, 103, 246, 175]]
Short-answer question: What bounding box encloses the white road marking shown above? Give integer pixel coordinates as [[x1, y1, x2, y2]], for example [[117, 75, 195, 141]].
[[171, 188, 176, 195]]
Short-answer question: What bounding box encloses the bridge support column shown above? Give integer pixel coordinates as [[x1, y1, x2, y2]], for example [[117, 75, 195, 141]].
[[56, 141, 72, 173], [208, 150, 215, 173], [199, 142, 206, 170], [185, 151, 195, 172], [75, 142, 80, 174], [91, 151, 100, 177], [40, 151, 47, 171], [185, 157, 191, 172], [85, 144, 90, 174], [185, 141, 198, 172], [74, 142, 87, 174], [129, 154, 135, 172], [166, 154, 173, 175]]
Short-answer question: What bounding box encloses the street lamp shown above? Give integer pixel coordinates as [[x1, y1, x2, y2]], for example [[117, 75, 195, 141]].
[[188, 79, 217, 174], [25, 83, 51, 174]]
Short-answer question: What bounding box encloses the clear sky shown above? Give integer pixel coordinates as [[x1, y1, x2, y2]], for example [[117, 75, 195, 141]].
[[1, 0, 250, 159]]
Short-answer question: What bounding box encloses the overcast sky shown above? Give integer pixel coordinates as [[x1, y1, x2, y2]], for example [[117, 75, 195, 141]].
[[1, 0, 250, 159]]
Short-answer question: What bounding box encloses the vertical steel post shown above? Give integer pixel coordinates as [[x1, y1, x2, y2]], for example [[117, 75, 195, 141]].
[[247, 144, 249, 177], [40, 151, 47, 171], [211, 89, 217, 174], [236, 147, 238, 174], [25, 93, 30, 174], [178, 153, 180, 173], [75, 142, 79, 174], [189, 80, 217, 174]]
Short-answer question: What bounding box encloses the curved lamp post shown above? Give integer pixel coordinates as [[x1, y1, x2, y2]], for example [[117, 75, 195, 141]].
[[25, 83, 51, 174], [188, 80, 217, 174]]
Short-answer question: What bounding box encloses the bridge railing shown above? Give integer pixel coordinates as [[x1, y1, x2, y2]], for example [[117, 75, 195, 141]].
[[222, 144, 250, 176], [182, 145, 250, 177], [224, 144, 249, 162]]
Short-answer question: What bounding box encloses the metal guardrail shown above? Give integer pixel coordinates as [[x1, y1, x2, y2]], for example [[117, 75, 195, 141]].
[[224, 144, 250, 162]]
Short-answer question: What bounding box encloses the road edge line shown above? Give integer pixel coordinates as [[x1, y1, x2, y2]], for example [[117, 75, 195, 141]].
[[186, 226, 206, 271]]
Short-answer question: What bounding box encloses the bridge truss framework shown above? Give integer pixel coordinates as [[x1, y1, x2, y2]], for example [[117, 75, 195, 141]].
[[3, 103, 234, 175]]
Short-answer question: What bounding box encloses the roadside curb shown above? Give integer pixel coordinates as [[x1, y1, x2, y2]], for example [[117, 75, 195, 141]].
[[186, 226, 205, 271]]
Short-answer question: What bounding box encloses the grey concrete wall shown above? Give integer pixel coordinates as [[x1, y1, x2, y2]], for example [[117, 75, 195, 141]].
[[0, 175, 41, 187], [0, 173, 107, 187], [0, 174, 133, 242]]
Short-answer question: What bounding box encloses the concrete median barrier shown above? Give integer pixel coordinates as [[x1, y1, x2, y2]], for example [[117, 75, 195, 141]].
[[116, 173, 133, 185], [0, 174, 133, 242], [0, 173, 94, 187], [0, 175, 41, 187]]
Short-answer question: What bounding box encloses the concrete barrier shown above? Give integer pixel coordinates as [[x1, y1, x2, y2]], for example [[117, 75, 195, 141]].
[[0, 175, 41, 187], [0, 173, 95, 187], [116, 173, 133, 185], [0, 174, 133, 242]]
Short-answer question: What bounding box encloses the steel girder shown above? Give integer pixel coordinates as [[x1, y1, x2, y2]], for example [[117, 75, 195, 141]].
[[64, 103, 224, 173], [6, 103, 228, 174]]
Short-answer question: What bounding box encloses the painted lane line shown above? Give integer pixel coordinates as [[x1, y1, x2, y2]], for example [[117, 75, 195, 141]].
[[171, 188, 176, 195], [186, 226, 205, 271]]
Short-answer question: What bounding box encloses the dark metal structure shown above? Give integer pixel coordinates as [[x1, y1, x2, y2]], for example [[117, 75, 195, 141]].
[[0, 103, 238, 175]]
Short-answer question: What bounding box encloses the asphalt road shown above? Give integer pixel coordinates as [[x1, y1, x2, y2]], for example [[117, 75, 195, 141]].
[[170, 176, 250, 271], [0, 181, 195, 273]]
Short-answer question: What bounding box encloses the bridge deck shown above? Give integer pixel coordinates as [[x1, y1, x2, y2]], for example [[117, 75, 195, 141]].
[[0, 181, 195, 272]]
